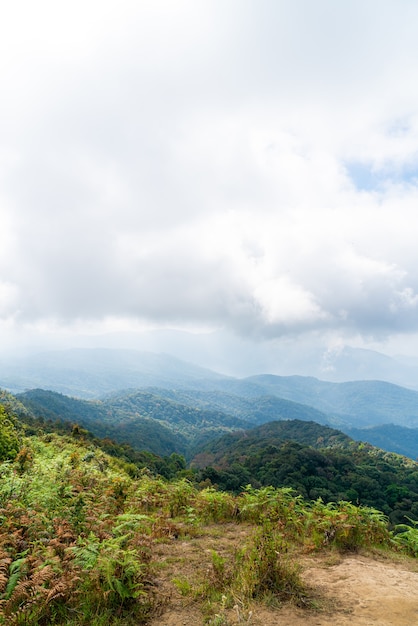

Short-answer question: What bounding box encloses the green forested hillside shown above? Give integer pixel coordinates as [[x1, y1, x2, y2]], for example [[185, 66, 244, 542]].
[[10, 385, 418, 527], [143, 386, 334, 425], [15, 388, 251, 457], [126, 386, 418, 460], [192, 420, 418, 525], [346, 424, 418, 461], [15, 389, 185, 456]]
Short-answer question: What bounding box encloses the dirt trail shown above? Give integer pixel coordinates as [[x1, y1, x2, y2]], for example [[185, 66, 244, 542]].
[[148, 524, 418, 626], [265, 554, 418, 626]]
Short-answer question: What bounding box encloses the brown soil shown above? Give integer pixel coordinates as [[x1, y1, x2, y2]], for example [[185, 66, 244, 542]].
[[147, 523, 418, 626], [262, 553, 418, 626]]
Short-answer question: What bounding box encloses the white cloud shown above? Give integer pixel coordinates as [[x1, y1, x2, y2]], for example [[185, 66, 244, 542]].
[[0, 282, 19, 317], [2, 0, 418, 361]]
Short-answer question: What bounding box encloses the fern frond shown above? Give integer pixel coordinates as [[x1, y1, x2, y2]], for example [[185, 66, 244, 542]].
[[0, 557, 12, 594], [4, 555, 27, 599], [31, 564, 55, 587]]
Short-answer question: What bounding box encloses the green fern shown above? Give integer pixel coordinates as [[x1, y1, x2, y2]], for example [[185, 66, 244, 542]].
[[3, 554, 28, 600], [71, 533, 101, 569]]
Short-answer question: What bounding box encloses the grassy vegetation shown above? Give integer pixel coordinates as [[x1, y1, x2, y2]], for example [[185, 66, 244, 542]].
[[0, 403, 417, 625]]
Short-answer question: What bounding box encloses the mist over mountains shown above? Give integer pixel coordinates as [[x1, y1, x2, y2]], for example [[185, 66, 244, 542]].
[[0, 348, 227, 398], [1, 343, 418, 397], [2, 347, 418, 461]]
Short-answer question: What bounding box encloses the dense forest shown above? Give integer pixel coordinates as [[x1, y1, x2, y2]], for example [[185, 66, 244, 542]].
[[14, 389, 251, 457], [192, 420, 418, 525]]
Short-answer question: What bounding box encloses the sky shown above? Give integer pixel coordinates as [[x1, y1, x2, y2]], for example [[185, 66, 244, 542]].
[[2, 0, 418, 374]]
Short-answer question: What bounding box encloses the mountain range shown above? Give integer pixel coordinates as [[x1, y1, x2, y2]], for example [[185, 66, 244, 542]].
[[1, 348, 418, 460]]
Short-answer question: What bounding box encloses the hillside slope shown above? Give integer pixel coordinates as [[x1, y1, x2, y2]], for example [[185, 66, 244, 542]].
[[142, 386, 335, 426], [16, 388, 251, 457], [192, 419, 418, 525], [346, 424, 418, 461]]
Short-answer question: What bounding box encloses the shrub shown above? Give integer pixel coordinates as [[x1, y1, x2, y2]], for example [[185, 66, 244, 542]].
[[195, 488, 238, 522], [393, 518, 418, 556], [310, 501, 391, 552], [71, 533, 154, 622], [233, 522, 309, 606], [0, 407, 20, 462]]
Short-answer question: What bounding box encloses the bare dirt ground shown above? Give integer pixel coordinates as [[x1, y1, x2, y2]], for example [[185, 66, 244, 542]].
[[148, 523, 418, 626]]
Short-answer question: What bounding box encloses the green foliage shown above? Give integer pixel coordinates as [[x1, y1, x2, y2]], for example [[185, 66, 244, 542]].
[[233, 523, 308, 604], [194, 420, 418, 525], [71, 533, 151, 617], [0, 406, 20, 462], [238, 485, 299, 525], [168, 478, 195, 517], [309, 500, 391, 551], [16, 388, 250, 458], [3, 553, 28, 600], [394, 518, 418, 556], [0, 433, 156, 623], [195, 488, 238, 522]]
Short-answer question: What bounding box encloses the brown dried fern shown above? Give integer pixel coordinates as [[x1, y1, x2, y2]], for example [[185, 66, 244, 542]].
[[1, 561, 81, 625], [0, 555, 12, 594]]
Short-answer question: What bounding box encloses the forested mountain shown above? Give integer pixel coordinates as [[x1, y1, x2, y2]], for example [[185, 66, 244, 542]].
[[17, 388, 185, 456], [3, 348, 418, 460], [141, 387, 334, 425], [345, 424, 418, 461], [229, 375, 418, 428], [5, 382, 418, 525], [10, 384, 418, 461], [2, 348, 418, 429], [191, 420, 418, 525], [15, 388, 251, 457], [147, 384, 418, 459], [14, 386, 353, 460], [2, 347, 418, 423], [3, 351, 418, 623]]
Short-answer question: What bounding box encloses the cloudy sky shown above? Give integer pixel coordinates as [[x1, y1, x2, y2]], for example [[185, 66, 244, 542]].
[[2, 0, 418, 372]]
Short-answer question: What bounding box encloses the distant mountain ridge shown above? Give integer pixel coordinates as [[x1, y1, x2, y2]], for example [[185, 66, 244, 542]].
[[15, 387, 253, 458], [141, 387, 335, 426], [238, 375, 418, 428], [2, 348, 418, 459], [0, 348, 229, 398]]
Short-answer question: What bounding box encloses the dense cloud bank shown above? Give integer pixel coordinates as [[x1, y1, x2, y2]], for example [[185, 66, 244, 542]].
[[1, 1, 418, 352]]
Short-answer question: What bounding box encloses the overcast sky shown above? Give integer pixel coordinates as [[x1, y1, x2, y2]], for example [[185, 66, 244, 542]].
[[2, 0, 418, 370]]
